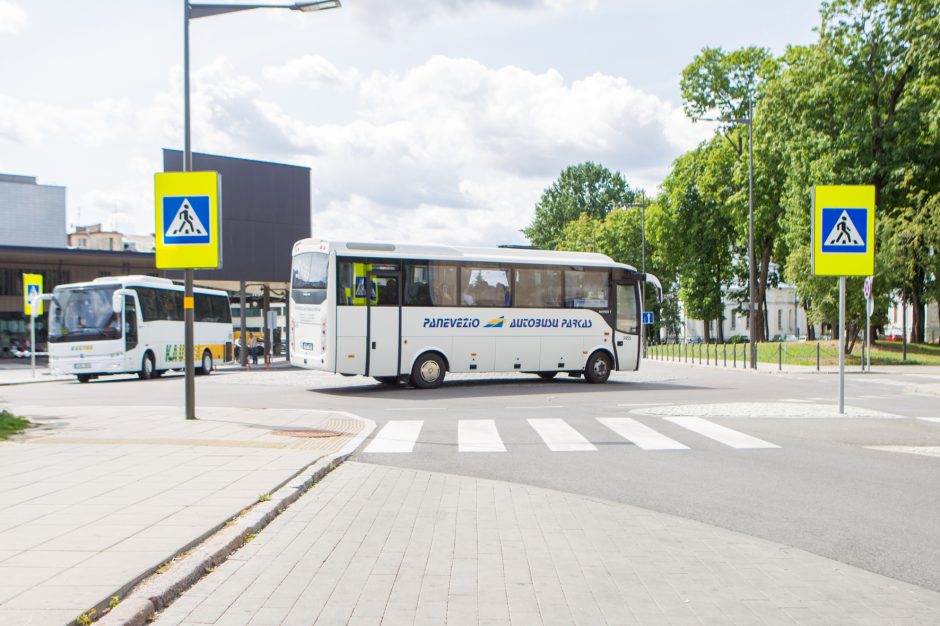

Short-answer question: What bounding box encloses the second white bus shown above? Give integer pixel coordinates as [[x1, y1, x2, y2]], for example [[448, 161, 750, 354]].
[[289, 240, 657, 388], [48, 275, 234, 382]]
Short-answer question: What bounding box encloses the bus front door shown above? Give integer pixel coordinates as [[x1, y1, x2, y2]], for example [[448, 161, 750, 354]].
[[613, 282, 640, 371], [367, 271, 401, 378]]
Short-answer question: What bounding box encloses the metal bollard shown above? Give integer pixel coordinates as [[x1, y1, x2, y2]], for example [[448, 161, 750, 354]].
[[733, 343, 737, 368], [699, 343, 702, 364], [724, 343, 727, 367], [778, 342, 782, 371], [817, 342, 820, 371], [706, 343, 710, 365]]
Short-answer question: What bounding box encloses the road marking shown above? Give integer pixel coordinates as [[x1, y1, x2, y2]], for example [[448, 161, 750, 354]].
[[363, 420, 423, 453], [920, 418, 940, 425], [384, 407, 447, 411], [616, 402, 671, 407], [866, 446, 940, 458], [505, 405, 563, 409], [664, 417, 779, 449], [597, 418, 688, 450], [527, 419, 596, 452], [458, 420, 506, 452]]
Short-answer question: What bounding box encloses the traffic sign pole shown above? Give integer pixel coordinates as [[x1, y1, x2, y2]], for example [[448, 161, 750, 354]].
[[839, 276, 845, 414]]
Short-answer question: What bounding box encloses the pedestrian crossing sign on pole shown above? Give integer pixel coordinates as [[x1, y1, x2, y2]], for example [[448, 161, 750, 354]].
[[23, 273, 43, 315], [811, 185, 875, 276], [154, 171, 222, 269]]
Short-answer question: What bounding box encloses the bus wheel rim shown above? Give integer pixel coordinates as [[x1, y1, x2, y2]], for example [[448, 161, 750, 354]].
[[420, 360, 440, 382], [593, 357, 608, 377]]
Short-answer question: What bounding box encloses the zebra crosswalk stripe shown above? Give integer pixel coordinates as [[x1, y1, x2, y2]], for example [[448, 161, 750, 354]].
[[363, 420, 423, 453], [459, 419, 506, 452], [597, 417, 689, 450], [664, 416, 779, 449], [527, 418, 597, 452]]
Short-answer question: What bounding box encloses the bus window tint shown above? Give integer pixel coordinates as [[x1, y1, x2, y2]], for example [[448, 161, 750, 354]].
[[616, 284, 639, 334], [564, 271, 609, 308], [405, 264, 457, 306], [195, 294, 213, 322], [373, 276, 399, 306], [137, 287, 160, 322], [211, 295, 232, 323], [461, 268, 510, 307], [514, 268, 562, 308], [155, 290, 181, 321]]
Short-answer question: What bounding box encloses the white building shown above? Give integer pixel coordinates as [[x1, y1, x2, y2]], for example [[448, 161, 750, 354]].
[[887, 301, 940, 343]]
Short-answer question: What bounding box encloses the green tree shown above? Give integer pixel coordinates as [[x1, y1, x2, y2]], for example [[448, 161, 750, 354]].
[[524, 162, 635, 249]]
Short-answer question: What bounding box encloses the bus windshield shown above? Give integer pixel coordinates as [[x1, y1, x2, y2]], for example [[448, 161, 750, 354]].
[[49, 285, 121, 343], [291, 252, 328, 305]]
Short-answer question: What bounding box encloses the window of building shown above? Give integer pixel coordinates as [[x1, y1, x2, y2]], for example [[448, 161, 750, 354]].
[[563, 271, 608, 308], [730, 315, 736, 330], [514, 268, 562, 308], [778, 309, 783, 330]]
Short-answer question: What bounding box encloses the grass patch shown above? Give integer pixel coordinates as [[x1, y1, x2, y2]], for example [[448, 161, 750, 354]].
[[0, 410, 31, 440]]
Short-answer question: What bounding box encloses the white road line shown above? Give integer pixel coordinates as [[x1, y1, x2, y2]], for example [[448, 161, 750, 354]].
[[920, 418, 940, 425], [527, 419, 596, 452], [597, 418, 688, 450], [363, 420, 424, 453], [664, 417, 780, 449], [384, 407, 447, 411], [505, 405, 564, 409], [616, 402, 671, 407], [458, 420, 506, 452]]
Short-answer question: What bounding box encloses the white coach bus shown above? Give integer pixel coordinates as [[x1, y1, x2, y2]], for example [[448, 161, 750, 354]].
[[48, 275, 234, 383], [289, 240, 658, 388]]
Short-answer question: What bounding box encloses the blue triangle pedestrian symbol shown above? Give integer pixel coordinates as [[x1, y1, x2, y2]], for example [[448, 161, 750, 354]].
[[162, 195, 212, 245], [166, 199, 208, 237], [821, 207, 867, 254]]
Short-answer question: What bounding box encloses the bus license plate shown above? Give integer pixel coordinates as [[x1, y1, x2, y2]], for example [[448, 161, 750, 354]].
[[74, 363, 92, 369]]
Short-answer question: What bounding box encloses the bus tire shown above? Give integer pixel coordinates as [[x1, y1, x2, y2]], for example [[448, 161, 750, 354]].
[[138, 352, 155, 380], [536, 372, 558, 380], [197, 350, 213, 375], [374, 376, 400, 386], [411, 352, 446, 389], [77, 374, 92, 384], [584, 351, 612, 384]]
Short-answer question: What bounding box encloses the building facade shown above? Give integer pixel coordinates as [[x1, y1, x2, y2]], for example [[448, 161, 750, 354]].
[[0, 174, 66, 248]]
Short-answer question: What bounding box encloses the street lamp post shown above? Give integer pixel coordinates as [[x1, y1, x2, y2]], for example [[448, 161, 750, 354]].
[[692, 103, 757, 368], [627, 191, 648, 350], [181, 0, 340, 419]]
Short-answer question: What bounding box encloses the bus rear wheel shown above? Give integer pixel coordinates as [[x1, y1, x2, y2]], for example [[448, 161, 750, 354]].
[[411, 353, 446, 389], [77, 374, 92, 383], [197, 350, 213, 375], [138, 353, 155, 380], [584, 351, 612, 384]]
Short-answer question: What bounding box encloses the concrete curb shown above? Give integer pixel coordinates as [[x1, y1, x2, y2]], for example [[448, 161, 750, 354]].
[[94, 411, 375, 626]]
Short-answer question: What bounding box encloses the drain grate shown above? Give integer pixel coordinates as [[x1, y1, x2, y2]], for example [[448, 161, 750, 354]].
[[271, 429, 343, 439]]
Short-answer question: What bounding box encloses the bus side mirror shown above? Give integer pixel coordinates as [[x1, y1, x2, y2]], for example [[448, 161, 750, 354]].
[[112, 290, 125, 314]]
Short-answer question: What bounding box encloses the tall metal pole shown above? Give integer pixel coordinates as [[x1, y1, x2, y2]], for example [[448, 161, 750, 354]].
[[838, 276, 845, 414], [640, 190, 646, 355], [747, 99, 757, 369], [239, 280, 248, 366], [183, 0, 196, 419]]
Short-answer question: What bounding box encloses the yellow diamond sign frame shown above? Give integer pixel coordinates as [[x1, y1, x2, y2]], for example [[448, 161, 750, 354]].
[[811, 185, 875, 277], [154, 171, 222, 269]]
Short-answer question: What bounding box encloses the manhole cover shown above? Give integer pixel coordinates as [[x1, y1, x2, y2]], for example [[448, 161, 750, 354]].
[[271, 429, 342, 439]]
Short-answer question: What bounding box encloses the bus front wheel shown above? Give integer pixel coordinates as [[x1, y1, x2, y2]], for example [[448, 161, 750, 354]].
[[197, 350, 213, 375], [77, 374, 92, 383], [138, 353, 155, 380], [584, 351, 612, 384], [411, 353, 446, 389]]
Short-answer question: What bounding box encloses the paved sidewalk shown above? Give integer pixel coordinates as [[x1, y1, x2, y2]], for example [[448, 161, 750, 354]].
[[155, 462, 940, 625], [0, 404, 367, 625]]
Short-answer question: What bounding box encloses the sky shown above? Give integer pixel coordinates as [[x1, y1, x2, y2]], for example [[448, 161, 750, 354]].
[[0, 0, 822, 247]]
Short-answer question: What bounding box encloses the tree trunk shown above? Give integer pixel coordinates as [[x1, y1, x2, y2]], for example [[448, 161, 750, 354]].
[[807, 323, 816, 340], [832, 321, 840, 340], [755, 239, 773, 343], [845, 322, 859, 355], [703, 322, 711, 345], [717, 317, 725, 343], [911, 287, 925, 343]]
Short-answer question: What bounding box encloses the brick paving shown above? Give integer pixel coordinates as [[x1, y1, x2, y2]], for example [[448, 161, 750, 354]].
[[156, 461, 940, 625], [0, 405, 365, 626]]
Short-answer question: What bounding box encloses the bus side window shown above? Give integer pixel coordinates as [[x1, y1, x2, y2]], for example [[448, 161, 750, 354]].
[[405, 265, 432, 306], [137, 288, 159, 322], [195, 294, 213, 322]]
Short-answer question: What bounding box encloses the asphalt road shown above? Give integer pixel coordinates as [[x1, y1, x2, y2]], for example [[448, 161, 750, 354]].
[[4, 361, 940, 592]]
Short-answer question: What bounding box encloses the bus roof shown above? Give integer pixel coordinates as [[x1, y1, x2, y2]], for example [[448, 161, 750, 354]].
[[54, 275, 229, 297], [293, 239, 638, 272]]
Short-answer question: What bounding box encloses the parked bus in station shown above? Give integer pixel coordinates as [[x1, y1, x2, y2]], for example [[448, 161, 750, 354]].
[[48, 275, 234, 383], [289, 240, 658, 388]]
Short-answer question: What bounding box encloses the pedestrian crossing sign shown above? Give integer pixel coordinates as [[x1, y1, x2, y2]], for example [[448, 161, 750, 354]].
[[812, 185, 875, 276], [23, 273, 43, 316], [154, 171, 222, 269]]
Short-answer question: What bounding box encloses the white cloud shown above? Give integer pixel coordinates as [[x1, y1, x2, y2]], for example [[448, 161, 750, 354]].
[[0, 1, 27, 34], [349, 0, 594, 29], [264, 55, 360, 90]]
